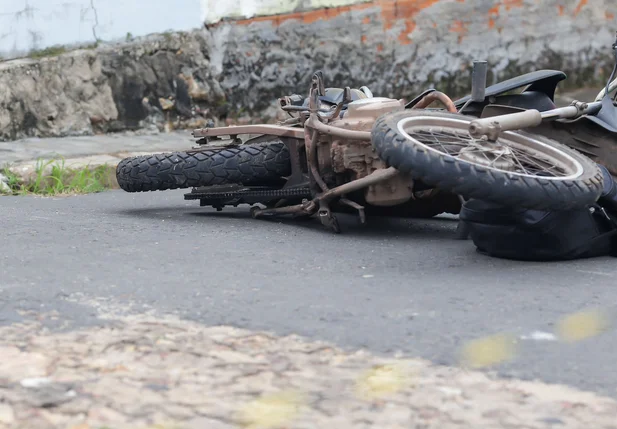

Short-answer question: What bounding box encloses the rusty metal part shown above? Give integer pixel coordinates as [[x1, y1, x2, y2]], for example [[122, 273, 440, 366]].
[[281, 105, 335, 115], [306, 128, 330, 192], [312, 167, 399, 231], [306, 115, 372, 141], [192, 125, 304, 140], [405, 89, 437, 108], [365, 172, 414, 207], [281, 105, 311, 112], [307, 96, 413, 210], [249, 167, 400, 232], [412, 91, 458, 113], [340, 198, 366, 224], [316, 136, 334, 186], [277, 117, 303, 127], [317, 200, 340, 233], [326, 87, 350, 121], [319, 167, 399, 203], [279, 137, 309, 188], [308, 75, 323, 114], [250, 199, 317, 219], [331, 140, 381, 176]]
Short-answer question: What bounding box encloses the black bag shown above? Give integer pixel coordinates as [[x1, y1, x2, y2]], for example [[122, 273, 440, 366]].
[[459, 164, 617, 261]]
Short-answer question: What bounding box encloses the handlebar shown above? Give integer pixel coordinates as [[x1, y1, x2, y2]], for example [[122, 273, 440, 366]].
[[469, 101, 603, 139]]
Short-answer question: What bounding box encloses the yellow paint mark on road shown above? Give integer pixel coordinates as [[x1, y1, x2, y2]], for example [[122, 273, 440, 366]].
[[460, 333, 517, 369], [557, 309, 610, 343]]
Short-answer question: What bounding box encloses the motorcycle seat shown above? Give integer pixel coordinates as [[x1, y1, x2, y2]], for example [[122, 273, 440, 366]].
[[455, 70, 567, 107]]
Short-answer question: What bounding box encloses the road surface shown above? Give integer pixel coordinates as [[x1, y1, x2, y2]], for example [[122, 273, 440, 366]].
[[2, 189, 617, 400]]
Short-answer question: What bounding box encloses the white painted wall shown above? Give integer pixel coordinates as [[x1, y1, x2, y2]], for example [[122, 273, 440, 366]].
[[0, 0, 203, 58], [0, 0, 370, 59]]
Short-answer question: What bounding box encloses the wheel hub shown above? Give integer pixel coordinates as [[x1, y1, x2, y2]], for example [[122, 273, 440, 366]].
[[458, 140, 517, 171]]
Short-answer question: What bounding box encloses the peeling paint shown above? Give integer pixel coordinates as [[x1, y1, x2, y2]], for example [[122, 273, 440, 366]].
[[201, 0, 373, 24], [207, 0, 603, 53], [574, 0, 589, 16]]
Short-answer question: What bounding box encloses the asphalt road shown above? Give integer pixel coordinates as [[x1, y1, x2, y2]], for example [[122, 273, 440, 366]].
[[2, 189, 617, 397]]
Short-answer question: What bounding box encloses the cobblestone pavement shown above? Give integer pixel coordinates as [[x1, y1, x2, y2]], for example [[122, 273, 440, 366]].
[[1, 310, 617, 429]]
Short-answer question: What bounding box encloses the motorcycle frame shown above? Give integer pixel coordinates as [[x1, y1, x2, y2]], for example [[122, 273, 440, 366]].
[[190, 72, 425, 233]]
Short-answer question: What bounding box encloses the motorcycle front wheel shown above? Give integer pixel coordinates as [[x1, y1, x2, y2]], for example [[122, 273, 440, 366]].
[[371, 110, 604, 211]]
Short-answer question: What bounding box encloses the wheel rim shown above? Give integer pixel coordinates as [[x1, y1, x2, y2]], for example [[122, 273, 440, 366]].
[[396, 116, 585, 180]]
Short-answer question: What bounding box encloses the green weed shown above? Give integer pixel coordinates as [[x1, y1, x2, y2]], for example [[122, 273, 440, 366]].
[[1, 158, 117, 196], [27, 45, 68, 59]]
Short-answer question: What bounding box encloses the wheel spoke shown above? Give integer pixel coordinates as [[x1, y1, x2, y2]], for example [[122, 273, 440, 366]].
[[509, 147, 565, 176], [405, 124, 577, 179]]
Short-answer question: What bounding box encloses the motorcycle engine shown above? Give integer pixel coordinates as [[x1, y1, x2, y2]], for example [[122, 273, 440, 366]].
[[324, 97, 415, 207]]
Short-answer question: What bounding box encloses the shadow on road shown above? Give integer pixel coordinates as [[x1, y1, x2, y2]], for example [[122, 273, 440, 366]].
[[116, 205, 461, 241]]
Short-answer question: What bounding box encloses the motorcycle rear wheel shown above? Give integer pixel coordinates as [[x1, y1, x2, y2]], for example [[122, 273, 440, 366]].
[[116, 141, 291, 192], [371, 110, 604, 211]]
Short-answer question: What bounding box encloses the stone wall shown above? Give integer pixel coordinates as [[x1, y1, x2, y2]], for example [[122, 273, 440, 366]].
[[0, 0, 615, 142], [0, 32, 222, 141]]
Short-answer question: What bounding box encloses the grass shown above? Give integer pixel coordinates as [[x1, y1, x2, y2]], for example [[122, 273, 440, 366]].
[[27, 45, 68, 59], [25, 42, 99, 60], [162, 31, 174, 42], [1, 158, 117, 196]]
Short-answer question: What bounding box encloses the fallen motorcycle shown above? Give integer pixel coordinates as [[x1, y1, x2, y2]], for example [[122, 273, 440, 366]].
[[116, 72, 464, 233]]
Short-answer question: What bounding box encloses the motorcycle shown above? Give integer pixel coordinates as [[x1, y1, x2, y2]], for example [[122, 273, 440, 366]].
[[116, 34, 617, 232], [116, 73, 463, 233]]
